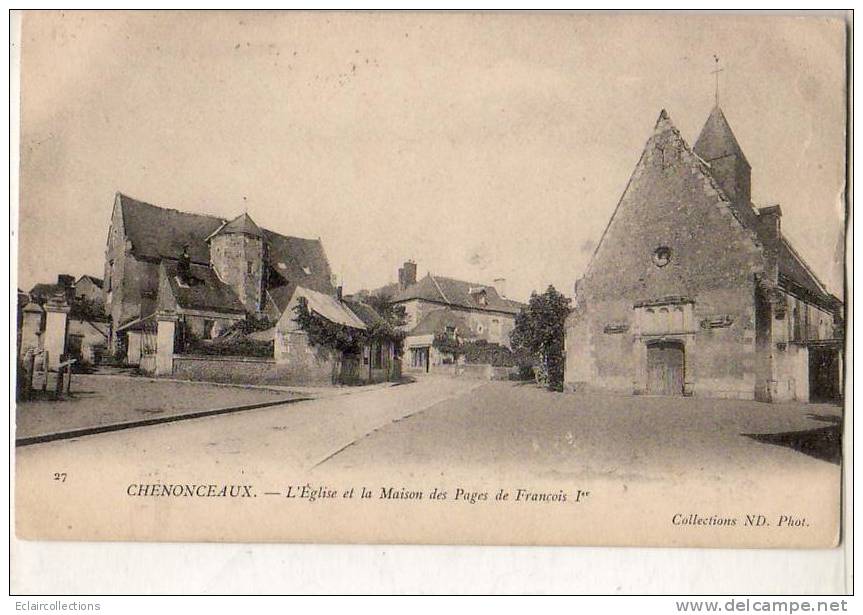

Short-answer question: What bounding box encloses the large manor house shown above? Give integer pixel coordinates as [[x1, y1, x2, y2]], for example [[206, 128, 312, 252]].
[[564, 105, 843, 403]]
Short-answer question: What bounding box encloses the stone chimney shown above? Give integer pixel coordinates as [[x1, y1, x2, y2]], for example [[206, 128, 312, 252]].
[[398, 260, 417, 290], [493, 277, 507, 298], [758, 205, 781, 239]]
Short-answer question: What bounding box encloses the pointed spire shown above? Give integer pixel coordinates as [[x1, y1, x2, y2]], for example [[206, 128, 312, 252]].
[[693, 105, 749, 167], [216, 212, 264, 239]]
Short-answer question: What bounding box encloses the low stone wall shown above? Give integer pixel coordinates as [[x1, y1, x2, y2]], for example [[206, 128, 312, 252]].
[[428, 364, 457, 377], [172, 354, 334, 386], [423, 363, 515, 380], [457, 364, 516, 381]]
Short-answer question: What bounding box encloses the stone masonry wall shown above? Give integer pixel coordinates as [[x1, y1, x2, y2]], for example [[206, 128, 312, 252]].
[[565, 112, 767, 398]]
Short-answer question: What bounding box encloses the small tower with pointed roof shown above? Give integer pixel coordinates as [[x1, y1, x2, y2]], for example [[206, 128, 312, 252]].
[[693, 105, 752, 209], [207, 212, 266, 313]]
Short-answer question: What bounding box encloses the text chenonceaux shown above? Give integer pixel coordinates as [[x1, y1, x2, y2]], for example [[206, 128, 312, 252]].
[[127, 483, 255, 497], [125, 483, 591, 503]]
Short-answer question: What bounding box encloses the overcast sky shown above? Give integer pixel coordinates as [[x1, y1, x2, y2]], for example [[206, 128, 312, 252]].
[[16, 11, 846, 301]]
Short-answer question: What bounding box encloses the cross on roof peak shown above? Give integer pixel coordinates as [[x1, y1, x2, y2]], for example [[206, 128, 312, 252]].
[[711, 55, 725, 105]]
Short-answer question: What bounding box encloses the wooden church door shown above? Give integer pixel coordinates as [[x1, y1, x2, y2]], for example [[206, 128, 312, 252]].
[[646, 341, 685, 395]]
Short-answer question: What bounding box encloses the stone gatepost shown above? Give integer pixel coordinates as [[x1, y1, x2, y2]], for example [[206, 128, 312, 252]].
[[19, 302, 45, 359], [43, 295, 70, 371], [155, 311, 178, 376]]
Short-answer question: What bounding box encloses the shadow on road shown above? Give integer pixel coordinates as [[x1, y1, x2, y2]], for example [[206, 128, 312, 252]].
[[743, 421, 843, 465]]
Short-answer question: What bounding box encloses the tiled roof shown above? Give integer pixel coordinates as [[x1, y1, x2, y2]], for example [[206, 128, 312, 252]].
[[161, 261, 246, 314], [293, 286, 368, 330], [777, 238, 838, 306], [117, 193, 335, 295], [262, 229, 334, 295], [119, 194, 224, 264], [393, 274, 523, 315], [343, 299, 385, 328]]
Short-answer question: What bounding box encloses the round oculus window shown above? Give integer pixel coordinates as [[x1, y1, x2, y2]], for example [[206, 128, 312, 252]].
[[653, 246, 672, 267]]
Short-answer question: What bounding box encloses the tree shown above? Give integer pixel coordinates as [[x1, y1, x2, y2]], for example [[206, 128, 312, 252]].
[[362, 292, 408, 355], [510, 285, 572, 391], [363, 292, 407, 329]]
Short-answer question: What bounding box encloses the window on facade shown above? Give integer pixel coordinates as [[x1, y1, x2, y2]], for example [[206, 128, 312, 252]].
[[637, 303, 693, 335], [653, 246, 672, 267], [203, 319, 215, 340], [247, 261, 253, 274], [107, 260, 114, 291]]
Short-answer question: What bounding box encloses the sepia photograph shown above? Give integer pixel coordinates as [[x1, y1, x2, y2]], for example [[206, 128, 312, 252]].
[[11, 9, 848, 561]]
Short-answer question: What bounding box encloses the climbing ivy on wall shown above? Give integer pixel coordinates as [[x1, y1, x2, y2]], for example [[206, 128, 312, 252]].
[[292, 297, 406, 355], [293, 298, 365, 354]]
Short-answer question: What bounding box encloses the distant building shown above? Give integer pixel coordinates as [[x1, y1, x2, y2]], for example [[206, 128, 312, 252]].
[[385, 261, 524, 372], [29, 274, 75, 304], [73, 275, 104, 307], [564, 106, 843, 402]]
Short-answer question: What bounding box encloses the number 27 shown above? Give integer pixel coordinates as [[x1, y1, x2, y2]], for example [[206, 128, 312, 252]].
[[53, 472, 67, 483]]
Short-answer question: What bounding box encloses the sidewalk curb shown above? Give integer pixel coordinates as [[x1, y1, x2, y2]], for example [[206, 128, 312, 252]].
[[16, 397, 311, 447]]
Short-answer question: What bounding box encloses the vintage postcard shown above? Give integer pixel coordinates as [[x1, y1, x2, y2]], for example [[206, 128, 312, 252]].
[[13, 11, 848, 548]]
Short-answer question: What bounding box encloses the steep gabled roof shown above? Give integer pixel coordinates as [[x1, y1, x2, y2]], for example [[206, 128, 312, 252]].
[[693, 105, 750, 167], [76, 275, 104, 288], [263, 229, 335, 296], [266, 283, 299, 315], [116, 193, 335, 295], [161, 261, 246, 314], [393, 274, 522, 315], [583, 108, 840, 310], [118, 193, 224, 264]]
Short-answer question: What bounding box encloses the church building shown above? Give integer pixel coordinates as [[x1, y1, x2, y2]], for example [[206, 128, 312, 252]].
[[564, 106, 843, 403], [103, 192, 336, 360]]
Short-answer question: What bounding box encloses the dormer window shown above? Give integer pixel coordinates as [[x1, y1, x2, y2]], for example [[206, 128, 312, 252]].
[[470, 287, 489, 306]]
